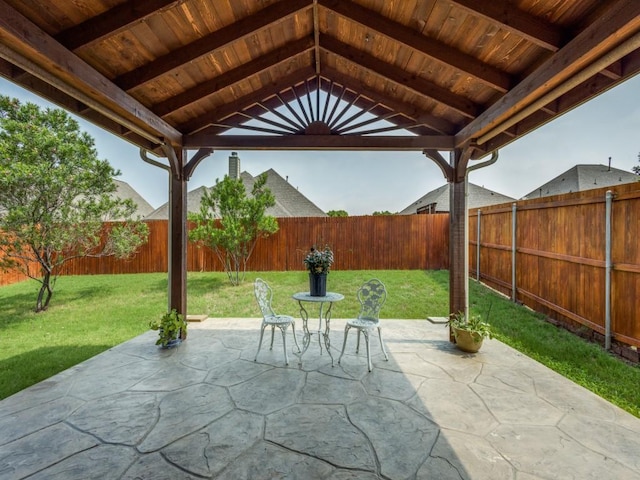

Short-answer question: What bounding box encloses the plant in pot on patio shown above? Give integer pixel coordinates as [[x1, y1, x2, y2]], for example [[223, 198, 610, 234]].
[[149, 309, 187, 348], [447, 311, 492, 353], [304, 245, 334, 296]]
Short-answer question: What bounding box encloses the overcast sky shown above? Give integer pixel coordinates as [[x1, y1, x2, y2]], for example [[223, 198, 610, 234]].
[[1, 74, 639, 215]]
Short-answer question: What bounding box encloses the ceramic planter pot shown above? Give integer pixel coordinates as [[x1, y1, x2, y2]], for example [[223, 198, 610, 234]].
[[453, 327, 484, 353]]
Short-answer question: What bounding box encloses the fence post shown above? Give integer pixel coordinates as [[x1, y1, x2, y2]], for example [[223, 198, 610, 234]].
[[605, 190, 613, 350], [476, 209, 481, 281], [511, 203, 517, 302]]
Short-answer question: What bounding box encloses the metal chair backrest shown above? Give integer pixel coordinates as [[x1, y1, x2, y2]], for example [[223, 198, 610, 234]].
[[357, 279, 387, 321], [254, 278, 276, 319]]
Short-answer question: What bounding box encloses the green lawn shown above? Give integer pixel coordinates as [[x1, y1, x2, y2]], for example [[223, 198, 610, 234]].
[[1, 270, 638, 418]]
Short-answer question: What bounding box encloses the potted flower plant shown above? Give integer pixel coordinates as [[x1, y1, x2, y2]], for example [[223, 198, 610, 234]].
[[447, 311, 492, 353], [149, 309, 187, 348], [304, 245, 334, 296]]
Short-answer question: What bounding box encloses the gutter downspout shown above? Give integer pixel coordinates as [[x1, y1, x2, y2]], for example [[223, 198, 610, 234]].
[[464, 150, 499, 315], [140, 149, 173, 312]]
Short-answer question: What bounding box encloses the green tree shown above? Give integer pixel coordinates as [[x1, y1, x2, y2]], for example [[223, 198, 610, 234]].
[[327, 209, 348, 217], [0, 96, 149, 312], [372, 210, 394, 215], [188, 173, 278, 285], [633, 151, 640, 175]]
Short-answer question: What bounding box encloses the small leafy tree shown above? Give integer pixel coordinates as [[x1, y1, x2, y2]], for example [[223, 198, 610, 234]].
[[633, 151, 640, 175], [188, 173, 278, 285], [372, 210, 394, 215], [327, 210, 348, 217], [0, 96, 149, 312]]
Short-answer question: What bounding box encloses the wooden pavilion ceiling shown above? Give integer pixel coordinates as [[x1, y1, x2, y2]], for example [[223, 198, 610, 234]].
[[1, 0, 639, 159]]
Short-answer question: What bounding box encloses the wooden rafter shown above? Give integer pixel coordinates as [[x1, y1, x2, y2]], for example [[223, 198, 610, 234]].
[[152, 37, 315, 117], [320, 35, 480, 118], [451, 0, 563, 51], [457, 0, 640, 147], [0, 0, 181, 146], [320, 0, 512, 92], [54, 0, 180, 50], [114, 0, 313, 91]]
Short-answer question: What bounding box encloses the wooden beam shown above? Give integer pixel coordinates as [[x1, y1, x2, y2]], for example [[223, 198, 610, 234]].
[[423, 150, 453, 181], [184, 148, 213, 180], [451, 0, 563, 51], [0, 62, 159, 151], [55, 0, 179, 50], [455, 0, 640, 146], [320, 34, 480, 119], [182, 134, 455, 150], [0, 0, 182, 146], [320, 0, 512, 93], [152, 37, 315, 117], [178, 67, 317, 134], [115, 0, 313, 90]]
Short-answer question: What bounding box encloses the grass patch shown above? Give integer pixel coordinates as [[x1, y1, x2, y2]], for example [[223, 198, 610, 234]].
[[1, 270, 638, 418], [468, 280, 640, 417]]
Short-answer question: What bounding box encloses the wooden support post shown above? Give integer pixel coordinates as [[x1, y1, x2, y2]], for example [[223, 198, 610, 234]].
[[447, 147, 472, 342], [449, 179, 467, 318], [167, 148, 188, 339]]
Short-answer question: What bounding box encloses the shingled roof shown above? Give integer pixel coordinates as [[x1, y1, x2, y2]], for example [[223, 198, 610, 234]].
[[145, 169, 326, 220], [522, 164, 639, 199], [400, 183, 515, 214], [112, 179, 154, 219]]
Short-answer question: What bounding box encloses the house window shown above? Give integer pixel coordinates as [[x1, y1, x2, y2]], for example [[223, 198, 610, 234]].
[[417, 203, 437, 214]]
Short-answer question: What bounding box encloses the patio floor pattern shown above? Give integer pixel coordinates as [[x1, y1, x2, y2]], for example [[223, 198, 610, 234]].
[[1, 318, 639, 479]]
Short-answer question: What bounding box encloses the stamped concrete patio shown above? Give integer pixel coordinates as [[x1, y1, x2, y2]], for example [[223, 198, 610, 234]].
[[1, 318, 639, 479]]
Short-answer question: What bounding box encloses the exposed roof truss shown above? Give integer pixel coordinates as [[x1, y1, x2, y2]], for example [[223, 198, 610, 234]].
[[0, 0, 638, 159]]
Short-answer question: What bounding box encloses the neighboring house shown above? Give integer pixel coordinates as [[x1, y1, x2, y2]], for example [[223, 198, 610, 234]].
[[522, 164, 638, 199], [111, 179, 155, 219], [0, 179, 153, 221], [400, 183, 515, 214], [145, 153, 327, 219]]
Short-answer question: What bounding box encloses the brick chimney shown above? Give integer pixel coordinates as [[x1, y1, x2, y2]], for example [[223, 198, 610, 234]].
[[228, 152, 240, 179]]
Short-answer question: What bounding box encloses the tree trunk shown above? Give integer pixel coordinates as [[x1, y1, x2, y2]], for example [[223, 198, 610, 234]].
[[35, 271, 53, 312]]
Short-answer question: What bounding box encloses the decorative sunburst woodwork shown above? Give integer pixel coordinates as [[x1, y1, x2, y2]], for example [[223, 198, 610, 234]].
[[212, 76, 425, 137]]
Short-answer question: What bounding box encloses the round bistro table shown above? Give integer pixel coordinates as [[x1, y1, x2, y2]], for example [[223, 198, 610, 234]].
[[292, 292, 344, 366]]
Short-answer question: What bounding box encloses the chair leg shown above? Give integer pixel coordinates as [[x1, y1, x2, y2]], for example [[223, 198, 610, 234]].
[[378, 326, 388, 361], [356, 329, 361, 354], [280, 325, 289, 365], [269, 325, 276, 350], [338, 324, 351, 365], [291, 320, 301, 353], [255, 323, 267, 361], [363, 329, 372, 372]]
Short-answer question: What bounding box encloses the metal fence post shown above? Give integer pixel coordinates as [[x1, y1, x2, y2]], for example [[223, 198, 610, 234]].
[[605, 190, 613, 350], [511, 203, 517, 302], [476, 209, 481, 281]]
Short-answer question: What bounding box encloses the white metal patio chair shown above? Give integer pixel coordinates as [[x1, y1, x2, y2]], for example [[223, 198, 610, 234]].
[[254, 278, 300, 365], [338, 278, 389, 371]]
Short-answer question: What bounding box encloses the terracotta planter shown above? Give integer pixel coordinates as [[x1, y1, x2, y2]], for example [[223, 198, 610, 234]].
[[453, 327, 484, 353]]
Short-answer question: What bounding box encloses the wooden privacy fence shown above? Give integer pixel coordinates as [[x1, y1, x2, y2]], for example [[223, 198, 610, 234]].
[[0, 214, 449, 285], [469, 182, 640, 354]]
